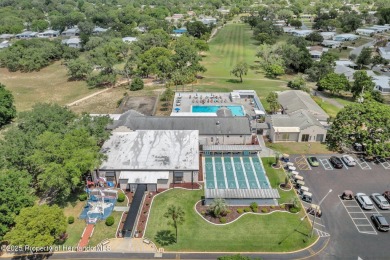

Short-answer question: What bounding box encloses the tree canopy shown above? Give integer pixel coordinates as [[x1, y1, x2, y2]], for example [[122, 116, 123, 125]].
[[0, 83, 16, 127], [4, 205, 67, 247], [326, 101, 390, 157], [230, 62, 249, 82]]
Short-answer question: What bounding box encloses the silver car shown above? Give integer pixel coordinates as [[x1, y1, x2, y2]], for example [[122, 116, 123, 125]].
[[342, 155, 356, 167], [371, 193, 390, 210]]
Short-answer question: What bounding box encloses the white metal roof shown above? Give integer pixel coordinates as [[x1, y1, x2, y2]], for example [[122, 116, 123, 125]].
[[119, 171, 170, 183], [100, 130, 199, 171]]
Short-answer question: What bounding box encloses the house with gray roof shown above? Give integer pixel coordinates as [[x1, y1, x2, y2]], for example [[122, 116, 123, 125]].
[[61, 27, 80, 37], [98, 130, 199, 192], [61, 37, 81, 48], [0, 34, 14, 40], [15, 31, 38, 39], [0, 40, 11, 49], [108, 110, 253, 145], [92, 27, 108, 34], [373, 75, 390, 94], [266, 110, 327, 142], [264, 90, 329, 143], [378, 44, 390, 60], [37, 30, 60, 38], [277, 90, 329, 122]]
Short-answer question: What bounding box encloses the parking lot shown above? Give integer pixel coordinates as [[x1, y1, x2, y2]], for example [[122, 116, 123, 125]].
[[289, 154, 390, 259]]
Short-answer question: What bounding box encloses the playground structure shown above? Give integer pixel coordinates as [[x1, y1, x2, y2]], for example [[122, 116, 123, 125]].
[[80, 189, 118, 224]]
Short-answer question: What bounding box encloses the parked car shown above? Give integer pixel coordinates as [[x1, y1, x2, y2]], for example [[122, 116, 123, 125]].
[[371, 214, 390, 231], [356, 193, 374, 210], [383, 191, 390, 202], [307, 156, 319, 167], [307, 204, 322, 217], [381, 67, 389, 72], [341, 190, 354, 200], [300, 191, 312, 203], [371, 193, 390, 210], [353, 143, 364, 152], [341, 155, 356, 167], [330, 156, 343, 169]]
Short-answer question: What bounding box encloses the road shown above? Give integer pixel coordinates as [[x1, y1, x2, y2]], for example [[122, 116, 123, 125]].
[[349, 40, 375, 57]]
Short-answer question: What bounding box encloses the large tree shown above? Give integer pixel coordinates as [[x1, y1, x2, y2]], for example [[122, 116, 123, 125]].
[[4, 205, 67, 247], [230, 62, 249, 83], [318, 73, 350, 95], [186, 21, 210, 39], [0, 83, 16, 127], [29, 128, 103, 204], [351, 71, 375, 99], [164, 205, 185, 243], [266, 92, 280, 114], [326, 101, 390, 157], [0, 170, 35, 241], [356, 47, 372, 69]]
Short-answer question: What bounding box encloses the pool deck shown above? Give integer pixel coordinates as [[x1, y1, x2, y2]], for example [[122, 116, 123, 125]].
[[171, 92, 260, 117]]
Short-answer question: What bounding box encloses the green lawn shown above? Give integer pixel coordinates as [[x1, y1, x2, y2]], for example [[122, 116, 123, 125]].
[[63, 200, 87, 247], [201, 23, 260, 79], [145, 189, 315, 252], [262, 158, 295, 204], [312, 96, 341, 118], [0, 61, 99, 111], [265, 142, 333, 155], [88, 211, 122, 246]]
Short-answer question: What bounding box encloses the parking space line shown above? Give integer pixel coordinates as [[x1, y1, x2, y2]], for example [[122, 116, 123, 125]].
[[354, 157, 371, 170], [341, 159, 349, 170], [319, 159, 333, 170], [294, 155, 311, 171], [339, 197, 377, 235], [377, 158, 390, 170]]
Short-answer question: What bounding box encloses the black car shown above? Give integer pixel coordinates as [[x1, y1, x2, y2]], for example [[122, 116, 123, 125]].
[[330, 156, 343, 169], [371, 214, 390, 232]]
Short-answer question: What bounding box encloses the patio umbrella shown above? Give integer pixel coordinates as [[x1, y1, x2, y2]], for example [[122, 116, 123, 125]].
[[175, 107, 181, 112]]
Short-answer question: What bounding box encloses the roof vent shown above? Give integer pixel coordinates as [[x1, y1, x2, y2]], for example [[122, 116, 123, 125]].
[[216, 121, 220, 125]]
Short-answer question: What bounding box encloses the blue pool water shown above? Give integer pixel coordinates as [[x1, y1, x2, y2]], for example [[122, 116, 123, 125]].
[[192, 105, 244, 116]]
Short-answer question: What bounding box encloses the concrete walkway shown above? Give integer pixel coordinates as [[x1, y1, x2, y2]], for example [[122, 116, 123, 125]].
[[113, 206, 129, 212], [257, 135, 277, 157], [109, 238, 157, 253]]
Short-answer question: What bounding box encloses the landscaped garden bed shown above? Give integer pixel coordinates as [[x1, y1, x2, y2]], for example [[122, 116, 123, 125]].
[[196, 201, 292, 224], [135, 192, 156, 237]]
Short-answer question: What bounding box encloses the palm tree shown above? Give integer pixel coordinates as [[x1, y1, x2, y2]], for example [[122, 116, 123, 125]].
[[164, 205, 185, 243], [208, 198, 227, 217]]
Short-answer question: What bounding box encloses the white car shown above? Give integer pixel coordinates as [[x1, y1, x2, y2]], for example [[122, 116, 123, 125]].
[[356, 193, 374, 210], [371, 193, 390, 210], [342, 155, 356, 167]]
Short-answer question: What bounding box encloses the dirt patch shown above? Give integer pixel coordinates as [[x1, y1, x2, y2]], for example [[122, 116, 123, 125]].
[[116, 96, 157, 115], [196, 202, 291, 224]]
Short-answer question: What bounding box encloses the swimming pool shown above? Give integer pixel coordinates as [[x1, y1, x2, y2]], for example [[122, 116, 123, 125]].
[[192, 105, 245, 116]]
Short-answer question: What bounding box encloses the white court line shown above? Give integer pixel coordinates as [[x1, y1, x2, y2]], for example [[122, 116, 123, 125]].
[[339, 197, 377, 235]]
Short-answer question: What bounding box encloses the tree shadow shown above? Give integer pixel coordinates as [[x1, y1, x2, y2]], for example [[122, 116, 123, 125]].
[[155, 230, 176, 246], [226, 79, 241, 84]]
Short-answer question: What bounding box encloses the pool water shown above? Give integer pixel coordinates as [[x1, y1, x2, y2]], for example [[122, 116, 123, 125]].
[[192, 105, 244, 116]]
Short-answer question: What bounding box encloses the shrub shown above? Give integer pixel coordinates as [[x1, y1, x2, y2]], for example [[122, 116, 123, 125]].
[[270, 205, 275, 209], [280, 204, 286, 209], [226, 209, 232, 214], [129, 77, 144, 91], [68, 216, 74, 224], [219, 217, 227, 224], [105, 216, 115, 226], [261, 208, 269, 213], [78, 193, 88, 201], [237, 208, 243, 214], [289, 207, 300, 213], [117, 193, 126, 203], [252, 207, 258, 213], [201, 210, 206, 215], [250, 202, 258, 212], [244, 207, 251, 212]]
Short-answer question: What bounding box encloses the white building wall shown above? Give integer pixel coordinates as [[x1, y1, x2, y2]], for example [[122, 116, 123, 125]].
[[200, 134, 251, 145], [298, 126, 327, 142]]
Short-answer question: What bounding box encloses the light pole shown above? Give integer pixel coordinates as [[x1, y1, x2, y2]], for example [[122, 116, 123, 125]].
[[310, 189, 332, 237]]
